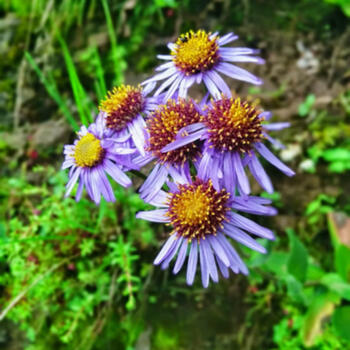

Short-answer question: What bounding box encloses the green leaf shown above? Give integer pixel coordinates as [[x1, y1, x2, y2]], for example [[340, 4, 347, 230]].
[[287, 229, 308, 282], [321, 273, 350, 301], [322, 148, 350, 162], [332, 306, 350, 341], [284, 274, 307, 305], [298, 94, 315, 117], [335, 244, 350, 282], [302, 292, 339, 347]]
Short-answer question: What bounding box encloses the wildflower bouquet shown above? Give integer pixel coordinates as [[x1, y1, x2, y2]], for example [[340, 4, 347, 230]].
[[62, 29, 294, 288]]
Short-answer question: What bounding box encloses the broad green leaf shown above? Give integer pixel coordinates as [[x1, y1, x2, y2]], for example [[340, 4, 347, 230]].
[[332, 306, 350, 341], [287, 229, 308, 282], [298, 94, 315, 117], [321, 273, 350, 300], [335, 244, 350, 282], [302, 292, 340, 347], [284, 274, 307, 305]]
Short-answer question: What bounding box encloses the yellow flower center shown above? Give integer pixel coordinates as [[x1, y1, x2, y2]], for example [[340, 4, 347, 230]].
[[99, 85, 144, 131], [206, 97, 263, 153], [74, 133, 104, 167], [171, 186, 211, 227], [166, 179, 230, 240], [172, 30, 220, 75], [147, 98, 203, 165]]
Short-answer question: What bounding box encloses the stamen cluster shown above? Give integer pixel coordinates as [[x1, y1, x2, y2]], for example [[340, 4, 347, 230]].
[[74, 133, 104, 167], [172, 30, 220, 75], [147, 98, 203, 165], [166, 179, 230, 240], [100, 85, 144, 131], [205, 96, 263, 153]]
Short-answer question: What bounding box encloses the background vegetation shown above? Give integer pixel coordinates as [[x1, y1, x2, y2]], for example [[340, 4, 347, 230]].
[[0, 0, 350, 349]]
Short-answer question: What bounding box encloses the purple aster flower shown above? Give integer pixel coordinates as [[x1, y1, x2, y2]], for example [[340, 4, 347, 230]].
[[141, 29, 264, 101], [62, 114, 134, 204], [136, 177, 276, 288], [138, 98, 204, 203], [99, 83, 159, 156], [162, 95, 295, 196]]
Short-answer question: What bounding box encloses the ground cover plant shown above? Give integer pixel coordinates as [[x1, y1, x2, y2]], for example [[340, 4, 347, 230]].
[[0, 0, 350, 349]]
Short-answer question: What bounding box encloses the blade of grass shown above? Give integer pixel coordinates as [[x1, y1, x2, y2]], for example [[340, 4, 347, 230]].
[[92, 46, 107, 101], [101, 0, 125, 85], [58, 34, 96, 125], [25, 51, 79, 131]]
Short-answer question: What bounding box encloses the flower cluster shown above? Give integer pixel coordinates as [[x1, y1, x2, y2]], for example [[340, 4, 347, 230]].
[[62, 29, 294, 287]]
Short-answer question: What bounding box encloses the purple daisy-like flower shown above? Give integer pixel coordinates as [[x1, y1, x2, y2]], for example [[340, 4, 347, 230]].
[[99, 83, 159, 156], [62, 114, 134, 204], [138, 97, 204, 203], [141, 29, 264, 101], [136, 177, 276, 288], [162, 95, 295, 195]]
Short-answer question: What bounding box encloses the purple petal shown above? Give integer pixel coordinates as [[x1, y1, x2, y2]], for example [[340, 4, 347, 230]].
[[219, 47, 260, 55], [216, 256, 230, 278], [224, 224, 267, 253], [75, 176, 84, 201], [218, 33, 238, 45], [186, 241, 198, 285], [264, 122, 290, 131], [229, 212, 275, 240], [62, 159, 74, 170], [140, 164, 169, 203], [154, 235, 177, 265], [203, 74, 221, 100], [215, 62, 263, 85], [198, 151, 212, 180], [173, 239, 189, 274], [136, 209, 170, 223], [65, 167, 81, 197], [207, 235, 230, 267], [155, 61, 175, 71], [201, 239, 218, 283], [161, 237, 183, 270], [232, 152, 250, 195], [104, 159, 132, 187], [157, 54, 173, 60], [163, 75, 183, 101], [161, 129, 205, 153], [221, 54, 265, 64], [206, 70, 231, 97], [254, 143, 295, 176], [247, 153, 273, 193], [142, 67, 177, 85], [223, 152, 236, 196], [216, 233, 249, 275], [154, 73, 179, 96], [199, 242, 210, 288], [259, 111, 272, 120], [264, 133, 285, 149], [90, 168, 102, 204], [129, 117, 146, 156], [96, 166, 115, 202]]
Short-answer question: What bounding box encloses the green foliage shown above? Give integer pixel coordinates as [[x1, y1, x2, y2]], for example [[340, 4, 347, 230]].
[[298, 94, 316, 117], [0, 166, 156, 349], [332, 306, 350, 341], [324, 0, 350, 16], [246, 221, 350, 348]]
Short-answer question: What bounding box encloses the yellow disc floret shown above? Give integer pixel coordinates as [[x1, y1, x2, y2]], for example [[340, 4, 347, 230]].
[[74, 133, 104, 167], [166, 179, 230, 240], [170, 185, 211, 227], [99, 85, 144, 131], [172, 30, 220, 75], [206, 96, 263, 153]]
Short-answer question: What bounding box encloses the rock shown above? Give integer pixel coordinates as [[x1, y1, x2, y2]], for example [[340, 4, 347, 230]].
[[31, 119, 71, 149]]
